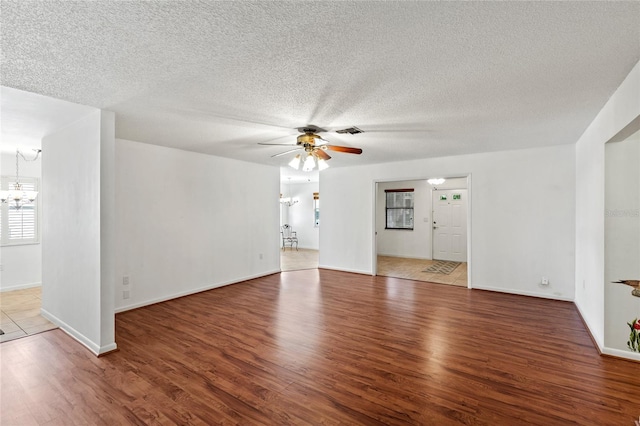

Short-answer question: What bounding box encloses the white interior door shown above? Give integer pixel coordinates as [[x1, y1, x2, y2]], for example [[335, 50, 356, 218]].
[[432, 189, 467, 262]]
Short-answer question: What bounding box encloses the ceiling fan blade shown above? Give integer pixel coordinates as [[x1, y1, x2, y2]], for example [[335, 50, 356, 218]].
[[315, 149, 331, 161], [325, 145, 363, 155], [258, 142, 297, 146], [271, 147, 303, 158]]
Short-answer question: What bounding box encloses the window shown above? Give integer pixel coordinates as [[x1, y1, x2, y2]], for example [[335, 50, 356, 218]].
[[313, 192, 320, 227], [1, 176, 39, 245], [385, 189, 414, 230]]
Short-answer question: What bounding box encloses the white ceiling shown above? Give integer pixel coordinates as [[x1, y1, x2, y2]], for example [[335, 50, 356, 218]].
[[1, 1, 639, 169], [0, 87, 97, 153]]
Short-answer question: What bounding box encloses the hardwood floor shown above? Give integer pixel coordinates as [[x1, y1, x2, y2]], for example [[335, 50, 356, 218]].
[[1, 269, 639, 425]]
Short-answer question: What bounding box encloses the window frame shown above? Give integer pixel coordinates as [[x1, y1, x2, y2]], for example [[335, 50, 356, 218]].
[[313, 192, 320, 227], [385, 188, 415, 230], [1, 176, 40, 246]]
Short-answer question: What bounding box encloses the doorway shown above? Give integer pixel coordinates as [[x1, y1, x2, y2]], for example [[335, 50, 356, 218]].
[[374, 177, 470, 287], [279, 171, 319, 271]]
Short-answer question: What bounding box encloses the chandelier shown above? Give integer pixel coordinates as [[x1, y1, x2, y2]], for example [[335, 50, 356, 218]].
[[280, 177, 298, 206], [0, 149, 41, 209]]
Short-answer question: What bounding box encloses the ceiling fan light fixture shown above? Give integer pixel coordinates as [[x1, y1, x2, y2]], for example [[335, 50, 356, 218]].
[[428, 178, 446, 185], [302, 154, 316, 171], [317, 158, 329, 171], [288, 154, 301, 170]]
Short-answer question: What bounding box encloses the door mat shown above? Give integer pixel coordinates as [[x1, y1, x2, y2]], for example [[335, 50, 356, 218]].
[[423, 261, 461, 275]]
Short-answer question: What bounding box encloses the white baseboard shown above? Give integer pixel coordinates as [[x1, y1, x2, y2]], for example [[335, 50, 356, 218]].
[[114, 269, 281, 314], [601, 346, 640, 362], [286, 246, 318, 251], [40, 308, 117, 356], [574, 301, 640, 362], [574, 299, 605, 351], [1, 282, 42, 292], [472, 284, 574, 302], [318, 265, 373, 276], [376, 253, 431, 260]]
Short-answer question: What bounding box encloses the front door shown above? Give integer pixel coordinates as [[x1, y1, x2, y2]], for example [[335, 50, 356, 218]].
[[432, 189, 467, 262]]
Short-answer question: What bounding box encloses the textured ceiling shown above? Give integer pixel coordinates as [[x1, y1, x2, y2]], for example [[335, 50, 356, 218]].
[[1, 1, 639, 169]]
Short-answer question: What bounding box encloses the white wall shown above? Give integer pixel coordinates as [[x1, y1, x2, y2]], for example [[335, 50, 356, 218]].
[[320, 144, 576, 301], [41, 110, 116, 355], [280, 181, 319, 250], [115, 139, 280, 312], [0, 152, 42, 291], [376, 178, 468, 259], [376, 180, 430, 259], [574, 59, 640, 357], [604, 132, 640, 351]]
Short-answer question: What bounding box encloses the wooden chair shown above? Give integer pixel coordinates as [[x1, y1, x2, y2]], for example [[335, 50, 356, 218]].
[[281, 224, 298, 251]]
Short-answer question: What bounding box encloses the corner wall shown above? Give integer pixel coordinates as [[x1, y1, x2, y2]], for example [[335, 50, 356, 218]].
[[574, 59, 640, 357], [320, 144, 576, 301], [114, 139, 281, 312], [41, 109, 116, 355]]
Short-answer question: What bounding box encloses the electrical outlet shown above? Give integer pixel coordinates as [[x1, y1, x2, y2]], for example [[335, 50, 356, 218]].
[[123, 290, 130, 299], [541, 277, 549, 286], [259, 253, 263, 260], [123, 276, 129, 286]]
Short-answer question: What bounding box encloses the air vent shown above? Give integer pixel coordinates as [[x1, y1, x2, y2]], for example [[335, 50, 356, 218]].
[[336, 126, 363, 135]]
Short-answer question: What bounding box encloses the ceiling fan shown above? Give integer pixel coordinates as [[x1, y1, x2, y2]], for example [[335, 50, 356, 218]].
[[258, 125, 363, 171]]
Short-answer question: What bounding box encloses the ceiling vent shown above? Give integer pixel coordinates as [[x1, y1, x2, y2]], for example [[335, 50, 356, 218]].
[[336, 126, 364, 135]]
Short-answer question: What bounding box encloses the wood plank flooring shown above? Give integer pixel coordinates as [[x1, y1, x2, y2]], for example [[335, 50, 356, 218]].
[[1, 269, 639, 425]]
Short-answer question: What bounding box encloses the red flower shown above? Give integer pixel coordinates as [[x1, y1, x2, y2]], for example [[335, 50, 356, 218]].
[[635, 321, 640, 330]]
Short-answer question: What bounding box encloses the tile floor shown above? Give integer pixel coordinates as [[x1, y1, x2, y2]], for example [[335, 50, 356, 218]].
[[377, 256, 468, 287], [0, 287, 57, 343], [280, 249, 467, 287], [281, 248, 319, 271]]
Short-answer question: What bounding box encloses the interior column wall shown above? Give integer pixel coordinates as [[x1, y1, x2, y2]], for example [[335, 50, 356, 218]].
[[41, 109, 115, 355], [574, 59, 640, 355], [604, 132, 640, 353]]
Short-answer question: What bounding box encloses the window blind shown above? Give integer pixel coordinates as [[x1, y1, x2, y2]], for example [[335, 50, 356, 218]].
[[1, 176, 39, 245]]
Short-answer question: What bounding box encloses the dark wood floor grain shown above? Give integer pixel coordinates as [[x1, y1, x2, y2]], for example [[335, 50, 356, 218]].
[[1, 269, 639, 425]]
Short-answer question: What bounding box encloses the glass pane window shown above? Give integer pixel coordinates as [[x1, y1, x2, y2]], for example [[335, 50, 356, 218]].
[[1, 176, 39, 245], [385, 189, 414, 230]]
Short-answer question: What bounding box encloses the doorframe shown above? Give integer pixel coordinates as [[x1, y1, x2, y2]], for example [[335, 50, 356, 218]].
[[371, 173, 473, 289]]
